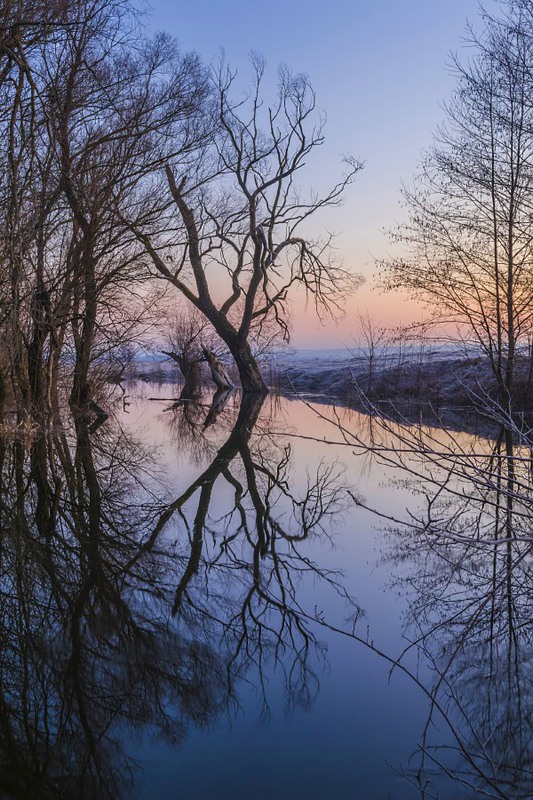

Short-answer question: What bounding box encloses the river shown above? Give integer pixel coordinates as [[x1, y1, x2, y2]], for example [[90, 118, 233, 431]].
[[0, 383, 529, 799]]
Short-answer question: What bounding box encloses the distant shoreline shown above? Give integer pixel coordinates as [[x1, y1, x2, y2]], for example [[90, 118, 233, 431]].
[[124, 347, 533, 438]]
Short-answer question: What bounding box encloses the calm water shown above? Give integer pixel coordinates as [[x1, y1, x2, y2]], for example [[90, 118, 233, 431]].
[[1, 383, 530, 799]]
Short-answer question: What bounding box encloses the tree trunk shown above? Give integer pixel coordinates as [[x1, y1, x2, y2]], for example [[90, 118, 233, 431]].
[[70, 248, 97, 411], [28, 286, 51, 415], [231, 340, 268, 394], [162, 350, 202, 400], [0, 367, 6, 419], [192, 303, 268, 394]]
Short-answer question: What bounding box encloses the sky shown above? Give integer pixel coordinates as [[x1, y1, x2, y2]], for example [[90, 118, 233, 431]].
[[145, 0, 498, 348]]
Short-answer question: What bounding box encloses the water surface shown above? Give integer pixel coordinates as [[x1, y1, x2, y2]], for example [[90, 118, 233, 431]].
[[1, 384, 529, 799]]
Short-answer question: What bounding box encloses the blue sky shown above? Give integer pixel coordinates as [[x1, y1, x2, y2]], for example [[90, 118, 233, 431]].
[[145, 0, 498, 346]]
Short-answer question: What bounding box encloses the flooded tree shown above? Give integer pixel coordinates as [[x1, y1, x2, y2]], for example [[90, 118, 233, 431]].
[[0, 0, 208, 420], [0, 0, 64, 415], [130, 56, 362, 393], [161, 308, 216, 398]]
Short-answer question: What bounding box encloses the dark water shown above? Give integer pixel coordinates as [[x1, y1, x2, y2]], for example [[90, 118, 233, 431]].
[[1, 384, 530, 799]]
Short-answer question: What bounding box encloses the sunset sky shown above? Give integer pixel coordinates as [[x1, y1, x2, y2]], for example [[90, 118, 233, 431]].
[[147, 0, 497, 348]]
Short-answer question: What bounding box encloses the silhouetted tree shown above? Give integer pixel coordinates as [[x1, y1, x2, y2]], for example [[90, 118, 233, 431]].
[[131, 55, 362, 393], [0, 0, 209, 419], [382, 0, 533, 410]]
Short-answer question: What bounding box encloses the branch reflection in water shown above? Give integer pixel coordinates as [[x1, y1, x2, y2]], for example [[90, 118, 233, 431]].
[[312, 399, 533, 799], [153, 390, 356, 717], [0, 388, 357, 798]]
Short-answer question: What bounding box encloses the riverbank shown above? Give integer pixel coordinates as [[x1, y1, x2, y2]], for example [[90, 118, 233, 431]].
[[124, 347, 533, 435], [272, 348, 533, 437]]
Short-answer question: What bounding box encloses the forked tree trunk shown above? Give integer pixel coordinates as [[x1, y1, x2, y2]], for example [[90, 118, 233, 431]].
[[70, 249, 97, 411]]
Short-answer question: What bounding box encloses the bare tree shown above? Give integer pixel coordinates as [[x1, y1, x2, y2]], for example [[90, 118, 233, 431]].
[[381, 1, 533, 411], [161, 306, 223, 396], [44, 7, 207, 411], [0, 0, 210, 421], [131, 56, 362, 394], [351, 312, 389, 397], [0, 0, 64, 413]]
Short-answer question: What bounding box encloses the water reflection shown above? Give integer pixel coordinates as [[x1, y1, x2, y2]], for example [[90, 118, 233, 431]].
[[6, 383, 533, 799], [0, 413, 228, 798], [327, 406, 533, 799], [152, 391, 354, 718], [0, 390, 354, 798], [397, 427, 533, 799]]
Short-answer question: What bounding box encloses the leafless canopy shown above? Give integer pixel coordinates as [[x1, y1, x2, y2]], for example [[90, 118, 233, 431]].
[[381, 0, 533, 408], [131, 54, 363, 393]]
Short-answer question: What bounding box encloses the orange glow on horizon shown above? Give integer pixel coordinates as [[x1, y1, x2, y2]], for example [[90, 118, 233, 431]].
[[289, 283, 424, 349]]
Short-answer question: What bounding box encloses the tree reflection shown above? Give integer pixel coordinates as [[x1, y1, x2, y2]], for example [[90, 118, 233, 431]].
[[321, 403, 533, 799], [0, 414, 227, 798], [151, 391, 353, 718], [0, 391, 355, 797], [392, 427, 533, 799]]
